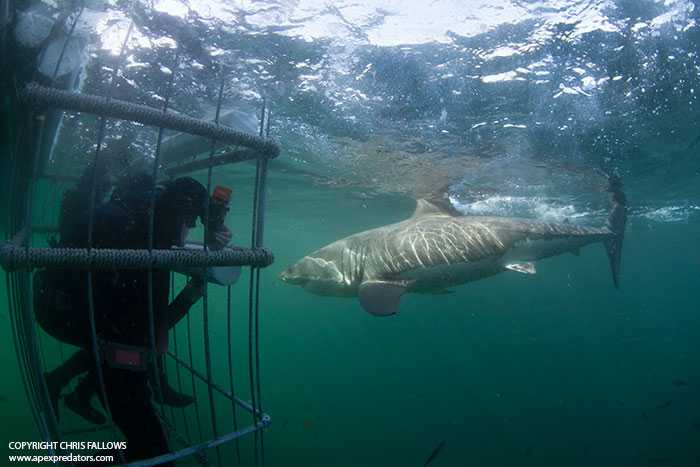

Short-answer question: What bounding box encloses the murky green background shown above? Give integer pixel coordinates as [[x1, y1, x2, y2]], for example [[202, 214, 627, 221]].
[[2, 171, 699, 466]]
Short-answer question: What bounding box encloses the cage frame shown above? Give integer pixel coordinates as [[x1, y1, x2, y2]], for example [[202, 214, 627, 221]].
[[2, 8, 278, 465]]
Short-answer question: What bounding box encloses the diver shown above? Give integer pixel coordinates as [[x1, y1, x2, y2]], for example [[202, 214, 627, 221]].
[[35, 167, 232, 463], [38, 168, 209, 421], [36, 158, 114, 426]]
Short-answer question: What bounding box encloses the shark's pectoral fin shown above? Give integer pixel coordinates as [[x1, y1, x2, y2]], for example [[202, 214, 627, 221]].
[[358, 280, 410, 317], [504, 262, 536, 274]]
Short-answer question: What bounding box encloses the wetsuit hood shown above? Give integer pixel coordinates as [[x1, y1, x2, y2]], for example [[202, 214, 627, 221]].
[[157, 177, 208, 228], [110, 174, 207, 247]]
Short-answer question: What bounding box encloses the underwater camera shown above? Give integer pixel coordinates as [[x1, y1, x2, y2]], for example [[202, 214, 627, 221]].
[[208, 185, 232, 232], [174, 184, 240, 286]]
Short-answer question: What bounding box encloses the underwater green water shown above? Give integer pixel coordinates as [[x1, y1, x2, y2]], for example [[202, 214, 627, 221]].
[[2, 173, 699, 466], [2, 1, 700, 464]]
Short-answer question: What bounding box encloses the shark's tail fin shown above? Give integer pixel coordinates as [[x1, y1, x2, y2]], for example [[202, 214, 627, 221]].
[[604, 174, 627, 288]]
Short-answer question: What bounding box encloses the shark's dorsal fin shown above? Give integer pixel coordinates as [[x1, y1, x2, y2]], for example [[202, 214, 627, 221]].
[[411, 199, 457, 218]]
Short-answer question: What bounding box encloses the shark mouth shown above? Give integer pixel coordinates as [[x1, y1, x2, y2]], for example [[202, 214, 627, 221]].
[[278, 270, 307, 285]]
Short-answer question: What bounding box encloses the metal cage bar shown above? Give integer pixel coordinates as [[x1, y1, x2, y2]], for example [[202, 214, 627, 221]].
[[6, 19, 277, 463], [165, 148, 264, 177], [145, 48, 181, 436], [166, 351, 269, 420], [198, 71, 227, 467], [0, 244, 274, 271], [20, 111, 63, 445], [128, 416, 269, 467], [58, 345, 273, 467], [84, 20, 137, 463], [226, 283, 243, 466], [21, 83, 280, 158]]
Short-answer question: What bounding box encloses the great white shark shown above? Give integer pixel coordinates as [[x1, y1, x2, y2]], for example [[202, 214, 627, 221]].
[[280, 180, 627, 316]]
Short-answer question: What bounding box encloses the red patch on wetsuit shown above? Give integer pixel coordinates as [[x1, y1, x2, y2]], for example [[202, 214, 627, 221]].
[[114, 349, 143, 367]]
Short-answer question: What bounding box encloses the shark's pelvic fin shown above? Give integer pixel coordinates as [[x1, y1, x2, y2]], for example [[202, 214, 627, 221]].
[[504, 262, 536, 274], [358, 280, 410, 316]]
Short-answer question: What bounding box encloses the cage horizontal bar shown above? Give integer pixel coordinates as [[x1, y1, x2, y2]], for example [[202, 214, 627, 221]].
[[158, 414, 209, 466], [0, 244, 273, 271], [166, 148, 261, 177], [166, 351, 267, 419], [128, 418, 269, 467], [22, 83, 280, 158]]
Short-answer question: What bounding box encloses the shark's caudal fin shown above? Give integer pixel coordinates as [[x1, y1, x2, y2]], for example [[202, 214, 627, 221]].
[[604, 175, 627, 288]]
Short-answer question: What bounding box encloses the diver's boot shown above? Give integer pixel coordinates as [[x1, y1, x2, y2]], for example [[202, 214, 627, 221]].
[[64, 374, 106, 425], [151, 357, 194, 407], [44, 349, 95, 423], [154, 383, 195, 407]]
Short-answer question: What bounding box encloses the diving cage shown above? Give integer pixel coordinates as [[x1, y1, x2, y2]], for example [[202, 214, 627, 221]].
[[1, 3, 278, 466]]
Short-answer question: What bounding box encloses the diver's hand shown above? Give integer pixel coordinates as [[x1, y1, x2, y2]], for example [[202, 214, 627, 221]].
[[205, 226, 232, 250]]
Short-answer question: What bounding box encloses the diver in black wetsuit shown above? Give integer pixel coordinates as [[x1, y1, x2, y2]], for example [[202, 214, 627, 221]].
[[36, 170, 231, 463], [36, 160, 114, 425]]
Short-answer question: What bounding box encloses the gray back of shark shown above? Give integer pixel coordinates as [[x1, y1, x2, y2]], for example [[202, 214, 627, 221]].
[[280, 184, 626, 316]]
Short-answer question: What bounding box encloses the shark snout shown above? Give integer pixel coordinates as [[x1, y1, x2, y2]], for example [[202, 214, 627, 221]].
[[278, 267, 308, 286]]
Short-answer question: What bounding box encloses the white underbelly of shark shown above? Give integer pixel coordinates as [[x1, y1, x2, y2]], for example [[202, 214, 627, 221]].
[[396, 257, 503, 292]]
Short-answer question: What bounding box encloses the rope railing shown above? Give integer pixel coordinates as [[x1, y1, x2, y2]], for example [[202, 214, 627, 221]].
[[0, 244, 274, 271], [21, 82, 281, 159]]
